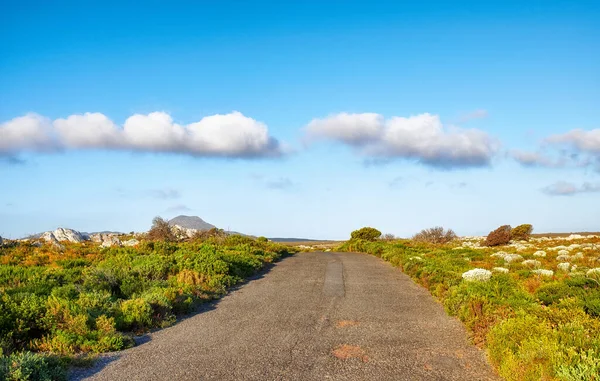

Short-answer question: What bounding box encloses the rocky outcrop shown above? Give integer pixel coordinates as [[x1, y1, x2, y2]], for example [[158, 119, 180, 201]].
[[171, 225, 198, 239], [90, 233, 122, 248], [123, 239, 140, 247], [42, 228, 88, 243], [101, 235, 121, 248], [0, 236, 3, 246]]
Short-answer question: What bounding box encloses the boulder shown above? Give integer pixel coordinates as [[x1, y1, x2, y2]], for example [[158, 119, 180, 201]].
[[171, 225, 198, 239], [122, 239, 140, 247], [42, 228, 87, 243], [100, 235, 121, 248]]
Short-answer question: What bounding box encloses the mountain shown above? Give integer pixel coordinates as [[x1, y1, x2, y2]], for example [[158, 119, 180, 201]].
[[168, 215, 216, 231]]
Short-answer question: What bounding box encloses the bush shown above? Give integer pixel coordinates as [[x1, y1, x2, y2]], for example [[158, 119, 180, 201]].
[[511, 224, 533, 241], [412, 227, 457, 244], [0, 352, 66, 381], [484, 225, 512, 246], [147, 216, 177, 242], [350, 227, 381, 241]]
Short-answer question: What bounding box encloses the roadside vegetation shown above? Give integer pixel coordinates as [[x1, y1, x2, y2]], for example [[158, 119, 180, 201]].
[[0, 219, 296, 380], [339, 225, 600, 381]]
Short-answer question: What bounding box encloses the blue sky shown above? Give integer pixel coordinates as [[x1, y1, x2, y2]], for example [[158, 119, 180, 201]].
[[1, 0, 599, 239]]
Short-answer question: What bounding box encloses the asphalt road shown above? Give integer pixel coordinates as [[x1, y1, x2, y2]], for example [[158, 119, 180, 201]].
[[73, 252, 499, 381]]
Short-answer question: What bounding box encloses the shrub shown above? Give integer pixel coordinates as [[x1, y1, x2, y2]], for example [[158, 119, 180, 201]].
[[412, 227, 457, 244], [0, 351, 66, 381], [147, 216, 177, 242], [191, 228, 227, 242], [511, 224, 533, 241], [350, 227, 381, 241], [484, 225, 512, 246]]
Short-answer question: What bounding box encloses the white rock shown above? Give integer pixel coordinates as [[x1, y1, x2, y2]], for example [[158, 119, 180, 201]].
[[462, 268, 493, 282], [123, 239, 140, 247], [533, 250, 547, 257], [171, 225, 198, 239], [504, 254, 524, 263], [556, 254, 571, 262], [571, 264, 578, 272], [532, 269, 554, 277], [557, 249, 570, 256], [100, 235, 121, 248], [492, 267, 509, 273], [557, 262, 571, 272], [42, 228, 87, 243], [522, 259, 542, 269], [572, 252, 584, 260], [550, 246, 569, 251]]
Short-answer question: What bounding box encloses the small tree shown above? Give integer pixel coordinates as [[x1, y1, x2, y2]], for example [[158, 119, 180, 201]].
[[484, 225, 512, 246], [350, 227, 381, 241], [412, 226, 457, 244], [511, 224, 533, 241], [382, 233, 396, 241], [147, 216, 177, 242]]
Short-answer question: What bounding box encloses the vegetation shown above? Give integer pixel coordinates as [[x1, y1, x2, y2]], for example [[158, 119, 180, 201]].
[[484, 225, 512, 246], [412, 226, 457, 244], [147, 216, 177, 242], [512, 224, 534, 241], [338, 233, 600, 380], [349, 227, 381, 241], [0, 231, 296, 378]]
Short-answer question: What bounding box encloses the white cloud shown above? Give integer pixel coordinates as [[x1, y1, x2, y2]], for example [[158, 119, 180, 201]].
[[510, 150, 566, 168], [1, 111, 283, 158], [542, 181, 600, 196], [304, 112, 497, 168], [546, 128, 600, 153], [512, 128, 600, 172], [0, 113, 56, 153], [305, 112, 383, 146]]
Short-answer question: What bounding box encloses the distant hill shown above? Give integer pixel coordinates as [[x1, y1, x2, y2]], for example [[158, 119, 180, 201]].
[[168, 215, 216, 231]]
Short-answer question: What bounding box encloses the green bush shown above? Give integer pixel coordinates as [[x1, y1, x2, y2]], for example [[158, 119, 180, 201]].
[[511, 224, 533, 241], [350, 227, 381, 241], [0, 352, 66, 381]]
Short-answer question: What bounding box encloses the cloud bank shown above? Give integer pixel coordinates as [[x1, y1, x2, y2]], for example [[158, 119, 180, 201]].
[[0, 111, 283, 158], [542, 181, 600, 196], [305, 112, 497, 168]]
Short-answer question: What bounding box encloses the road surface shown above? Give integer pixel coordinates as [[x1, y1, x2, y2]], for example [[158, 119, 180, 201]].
[[73, 252, 498, 380]]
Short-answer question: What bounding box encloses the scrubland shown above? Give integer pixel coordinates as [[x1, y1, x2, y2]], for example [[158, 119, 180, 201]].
[[339, 228, 600, 381], [0, 234, 295, 380]]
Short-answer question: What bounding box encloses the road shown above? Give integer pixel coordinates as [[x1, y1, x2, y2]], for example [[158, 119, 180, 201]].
[[73, 252, 498, 381]]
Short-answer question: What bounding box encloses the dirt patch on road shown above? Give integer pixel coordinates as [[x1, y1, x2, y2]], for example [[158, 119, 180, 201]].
[[332, 344, 369, 362]]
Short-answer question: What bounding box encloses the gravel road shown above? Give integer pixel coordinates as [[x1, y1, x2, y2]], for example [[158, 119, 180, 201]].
[[72, 252, 499, 380]]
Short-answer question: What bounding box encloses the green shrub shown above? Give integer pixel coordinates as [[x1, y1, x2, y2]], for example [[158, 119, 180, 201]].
[[119, 298, 153, 331], [0, 352, 66, 381], [511, 224, 533, 241], [350, 227, 381, 241]]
